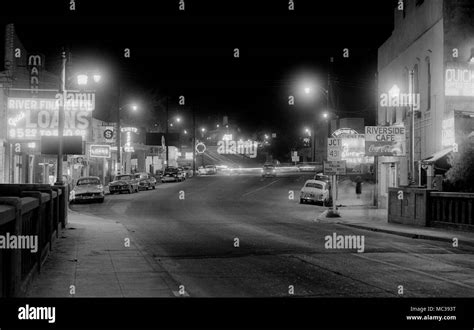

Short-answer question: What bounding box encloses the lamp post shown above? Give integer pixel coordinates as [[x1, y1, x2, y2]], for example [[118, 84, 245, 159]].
[[165, 96, 169, 169], [409, 69, 416, 185], [55, 50, 67, 185]]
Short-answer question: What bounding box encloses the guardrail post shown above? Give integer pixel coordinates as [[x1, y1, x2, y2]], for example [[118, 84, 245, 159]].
[[53, 183, 68, 228], [21, 191, 44, 274], [0, 197, 23, 297]]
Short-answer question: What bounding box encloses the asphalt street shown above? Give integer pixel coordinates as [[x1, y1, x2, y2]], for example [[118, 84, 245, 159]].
[[71, 174, 474, 297]]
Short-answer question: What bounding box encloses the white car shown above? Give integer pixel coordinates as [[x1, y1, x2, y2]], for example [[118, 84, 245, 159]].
[[197, 166, 207, 175], [70, 176, 105, 203], [300, 179, 331, 205]]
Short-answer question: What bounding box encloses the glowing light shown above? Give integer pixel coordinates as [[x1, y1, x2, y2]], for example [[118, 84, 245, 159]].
[[77, 74, 88, 85], [389, 85, 400, 98], [93, 74, 101, 83]]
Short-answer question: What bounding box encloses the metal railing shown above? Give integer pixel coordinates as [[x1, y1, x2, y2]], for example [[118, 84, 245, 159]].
[[0, 184, 67, 297], [429, 192, 474, 230]]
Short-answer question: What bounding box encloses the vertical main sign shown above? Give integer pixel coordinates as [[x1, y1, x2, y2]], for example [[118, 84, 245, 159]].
[[28, 54, 44, 94]]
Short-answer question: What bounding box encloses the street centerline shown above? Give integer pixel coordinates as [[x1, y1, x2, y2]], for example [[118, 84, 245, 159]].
[[241, 179, 280, 198]]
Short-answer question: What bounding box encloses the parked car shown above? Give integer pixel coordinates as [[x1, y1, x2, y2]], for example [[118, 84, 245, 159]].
[[314, 172, 331, 184], [182, 165, 194, 178], [261, 164, 277, 178], [197, 166, 207, 175], [161, 167, 185, 182], [109, 174, 139, 194], [161, 172, 179, 183], [70, 176, 104, 203], [205, 165, 217, 175], [176, 167, 188, 181], [300, 179, 332, 206], [134, 172, 156, 190]]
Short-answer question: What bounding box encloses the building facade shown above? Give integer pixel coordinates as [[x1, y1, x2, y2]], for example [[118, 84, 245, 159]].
[[376, 0, 474, 208]]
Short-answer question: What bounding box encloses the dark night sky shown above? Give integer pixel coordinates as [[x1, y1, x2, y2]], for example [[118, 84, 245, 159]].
[[1, 0, 396, 139]]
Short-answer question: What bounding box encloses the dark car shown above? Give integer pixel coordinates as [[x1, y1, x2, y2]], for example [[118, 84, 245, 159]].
[[314, 172, 331, 183], [163, 167, 186, 182], [182, 165, 194, 178], [262, 164, 277, 178], [134, 172, 157, 190], [109, 174, 140, 194]]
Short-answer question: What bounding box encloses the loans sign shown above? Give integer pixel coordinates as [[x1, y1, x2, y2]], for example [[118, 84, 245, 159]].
[[7, 93, 94, 141], [364, 126, 406, 156]]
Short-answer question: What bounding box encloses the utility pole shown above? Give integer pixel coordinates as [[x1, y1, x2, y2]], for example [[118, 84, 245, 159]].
[[192, 106, 196, 175], [116, 86, 122, 175], [165, 96, 169, 169], [56, 50, 67, 184], [373, 72, 378, 207], [409, 69, 415, 184]]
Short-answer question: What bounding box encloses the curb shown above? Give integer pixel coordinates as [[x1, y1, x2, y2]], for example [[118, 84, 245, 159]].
[[339, 223, 474, 248]]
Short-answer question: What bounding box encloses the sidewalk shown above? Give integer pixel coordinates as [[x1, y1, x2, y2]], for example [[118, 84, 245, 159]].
[[316, 206, 474, 247], [25, 210, 179, 297]]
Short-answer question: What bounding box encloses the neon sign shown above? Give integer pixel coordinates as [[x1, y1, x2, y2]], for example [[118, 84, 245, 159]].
[[445, 63, 474, 97]]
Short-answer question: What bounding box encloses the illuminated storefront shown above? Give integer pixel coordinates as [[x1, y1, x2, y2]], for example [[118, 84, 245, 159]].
[[332, 128, 374, 174], [6, 90, 95, 184]]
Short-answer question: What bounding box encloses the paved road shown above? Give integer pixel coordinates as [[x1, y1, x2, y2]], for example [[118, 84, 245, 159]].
[[71, 174, 474, 297]]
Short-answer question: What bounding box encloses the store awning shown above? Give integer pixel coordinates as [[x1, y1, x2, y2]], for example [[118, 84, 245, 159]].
[[422, 147, 453, 164], [422, 147, 453, 173]]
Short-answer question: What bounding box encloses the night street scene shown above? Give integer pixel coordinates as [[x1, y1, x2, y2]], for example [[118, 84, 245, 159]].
[[1, 0, 474, 328]]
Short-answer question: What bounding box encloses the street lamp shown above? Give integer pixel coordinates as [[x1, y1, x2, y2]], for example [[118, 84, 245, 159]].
[[56, 57, 102, 185], [77, 74, 88, 86], [300, 82, 330, 162]]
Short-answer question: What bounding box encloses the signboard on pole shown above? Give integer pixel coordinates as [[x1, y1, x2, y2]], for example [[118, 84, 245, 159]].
[[364, 126, 406, 156], [90, 145, 111, 158], [291, 151, 299, 162], [323, 160, 346, 175], [327, 138, 342, 161]]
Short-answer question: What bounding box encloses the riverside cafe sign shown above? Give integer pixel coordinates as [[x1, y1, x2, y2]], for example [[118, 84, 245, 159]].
[[364, 126, 406, 156], [7, 90, 95, 141]]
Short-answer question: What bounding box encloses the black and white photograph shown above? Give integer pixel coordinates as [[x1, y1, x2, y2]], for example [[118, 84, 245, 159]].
[[0, 0, 474, 328]]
